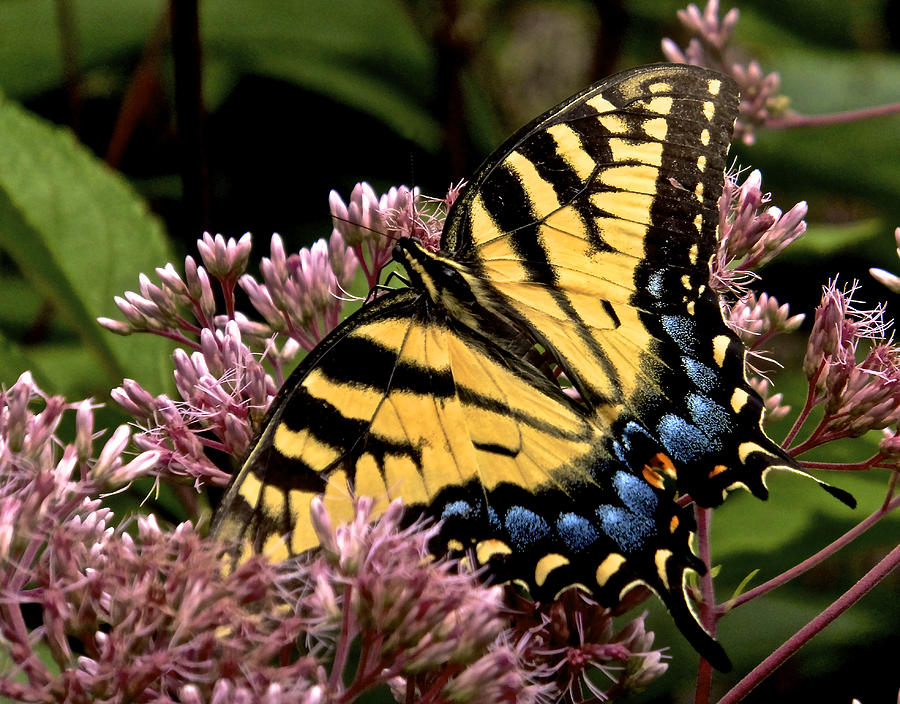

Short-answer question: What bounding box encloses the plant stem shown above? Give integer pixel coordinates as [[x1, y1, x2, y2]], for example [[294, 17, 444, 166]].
[[782, 363, 823, 448], [694, 506, 717, 704], [727, 492, 900, 609], [330, 583, 355, 692], [766, 103, 900, 129], [797, 458, 879, 471], [718, 542, 900, 704]]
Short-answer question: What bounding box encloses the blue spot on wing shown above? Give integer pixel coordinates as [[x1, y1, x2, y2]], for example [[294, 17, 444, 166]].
[[648, 270, 666, 298], [613, 471, 658, 512], [505, 506, 550, 549], [595, 504, 655, 553], [557, 512, 600, 553], [589, 472, 660, 554], [683, 357, 717, 393], [657, 413, 720, 462], [442, 500, 473, 520], [662, 315, 696, 352], [687, 393, 732, 435]]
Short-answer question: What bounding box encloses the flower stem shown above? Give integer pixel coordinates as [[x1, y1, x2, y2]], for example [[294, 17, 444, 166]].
[[726, 492, 900, 610], [718, 542, 900, 704], [694, 506, 717, 704], [782, 363, 823, 448], [766, 103, 900, 130], [330, 583, 356, 693], [797, 458, 878, 471]]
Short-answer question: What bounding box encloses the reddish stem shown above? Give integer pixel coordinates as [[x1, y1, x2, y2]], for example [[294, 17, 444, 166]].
[[798, 457, 880, 471], [718, 542, 900, 704], [339, 631, 386, 703], [726, 492, 900, 610], [330, 583, 356, 692], [782, 362, 824, 448], [694, 506, 717, 704], [766, 103, 900, 130], [221, 279, 237, 320], [148, 328, 202, 351]]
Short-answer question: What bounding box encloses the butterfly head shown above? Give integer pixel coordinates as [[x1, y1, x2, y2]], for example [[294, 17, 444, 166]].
[[393, 238, 499, 329]]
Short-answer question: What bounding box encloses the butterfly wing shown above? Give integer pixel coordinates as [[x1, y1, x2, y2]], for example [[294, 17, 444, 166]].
[[440, 63, 792, 507], [213, 64, 844, 673], [212, 288, 601, 561], [213, 285, 730, 669]]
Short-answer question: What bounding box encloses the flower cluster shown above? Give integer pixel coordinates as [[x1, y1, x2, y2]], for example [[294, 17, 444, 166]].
[[295, 497, 546, 703], [98, 231, 358, 487], [0, 373, 324, 702], [662, 1, 900, 144], [661, 0, 787, 143], [712, 169, 808, 292], [502, 590, 669, 701], [100, 231, 358, 358], [726, 291, 805, 350], [329, 182, 447, 288], [1, 182, 670, 704], [781, 281, 900, 455], [723, 292, 803, 423], [112, 321, 274, 484]]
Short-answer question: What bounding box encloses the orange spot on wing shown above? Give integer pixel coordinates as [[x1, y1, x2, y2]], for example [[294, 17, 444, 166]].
[[708, 464, 728, 478], [642, 452, 677, 489]]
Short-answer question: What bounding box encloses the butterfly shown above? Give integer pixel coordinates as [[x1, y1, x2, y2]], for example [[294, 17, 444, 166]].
[[212, 63, 852, 673]]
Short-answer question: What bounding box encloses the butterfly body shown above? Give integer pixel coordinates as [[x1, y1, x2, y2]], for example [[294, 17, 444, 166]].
[[213, 64, 822, 672]]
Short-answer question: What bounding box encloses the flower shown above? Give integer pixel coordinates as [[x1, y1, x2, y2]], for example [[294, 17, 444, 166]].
[[869, 227, 900, 293], [748, 377, 792, 424], [661, 0, 788, 144], [820, 343, 900, 437], [238, 233, 356, 352], [713, 169, 808, 289], [802, 281, 888, 385], [282, 498, 549, 703], [500, 590, 669, 701], [727, 291, 805, 349], [329, 182, 449, 288]]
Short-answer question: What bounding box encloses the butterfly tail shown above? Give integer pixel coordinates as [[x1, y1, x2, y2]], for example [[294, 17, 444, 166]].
[[655, 553, 733, 672]]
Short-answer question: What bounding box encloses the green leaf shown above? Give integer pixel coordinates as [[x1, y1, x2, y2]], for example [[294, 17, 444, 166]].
[[783, 219, 885, 257], [726, 568, 761, 606], [0, 93, 173, 395]]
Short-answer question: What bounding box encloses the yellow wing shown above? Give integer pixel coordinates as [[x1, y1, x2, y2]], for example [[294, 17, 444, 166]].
[[214, 289, 601, 563], [213, 286, 728, 669], [435, 64, 797, 507]]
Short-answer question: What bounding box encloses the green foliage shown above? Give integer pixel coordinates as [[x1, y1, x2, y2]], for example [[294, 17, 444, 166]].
[[0, 0, 161, 100], [0, 92, 172, 396]]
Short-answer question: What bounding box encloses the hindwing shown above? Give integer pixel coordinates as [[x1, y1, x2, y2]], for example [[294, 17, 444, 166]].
[[213, 285, 730, 669]]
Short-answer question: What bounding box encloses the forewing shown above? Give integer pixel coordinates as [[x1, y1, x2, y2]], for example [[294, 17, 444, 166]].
[[442, 63, 790, 506]]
